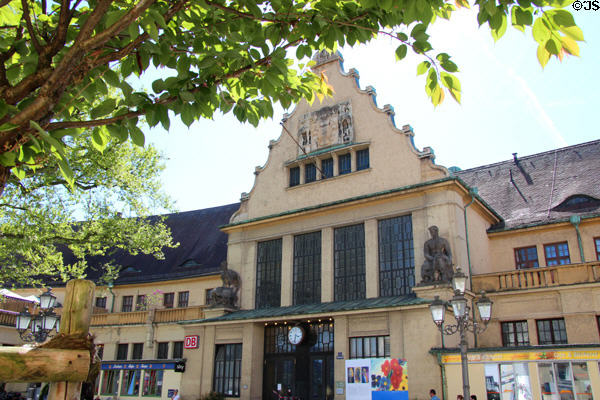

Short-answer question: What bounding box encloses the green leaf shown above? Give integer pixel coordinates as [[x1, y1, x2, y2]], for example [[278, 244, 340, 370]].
[[545, 37, 561, 55], [537, 43, 550, 67], [92, 127, 109, 153], [490, 12, 507, 42], [532, 17, 551, 44], [90, 98, 117, 119], [181, 103, 195, 127], [395, 45, 408, 61], [129, 126, 145, 147], [106, 124, 128, 142], [417, 61, 430, 76], [440, 72, 461, 103], [57, 158, 74, 187], [103, 69, 120, 87], [560, 25, 584, 42], [30, 121, 67, 160], [560, 35, 580, 56], [548, 9, 576, 28], [141, 17, 159, 41], [13, 167, 25, 180]]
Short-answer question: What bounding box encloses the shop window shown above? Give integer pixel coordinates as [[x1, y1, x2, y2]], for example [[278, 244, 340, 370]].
[[378, 215, 414, 296], [485, 363, 532, 400], [349, 336, 390, 359], [177, 291, 189, 308], [305, 163, 316, 183], [121, 296, 133, 312], [289, 166, 300, 187], [116, 343, 128, 360], [163, 292, 174, 308], [293, 231, 321, 305], [356, 148, 369, 171], [338, 153, 351, 175], [501, 321, 530, 347], [142, 370, 163, 396], [121, 370, 141, 396], [595, 237, 600, 260], [256, 239, 282, 309], [132, 343, 143, 360], [334, 224, 366, 301], [514, 246, 539, 269], [100, 370, 120, 395], [321, 158, 333, 179], [544, 242, 571, 266], [213, 343, 242, 398], [95, 297, 107, 309], [537, 318, 568, 345], [173, 341, 184, 359], [157, 342, 169, 359], [539, 362, 592, 400], [136, 295, 146, 311]]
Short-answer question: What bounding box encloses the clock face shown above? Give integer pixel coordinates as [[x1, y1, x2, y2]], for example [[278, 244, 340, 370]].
[[288, 326, 305, 345]]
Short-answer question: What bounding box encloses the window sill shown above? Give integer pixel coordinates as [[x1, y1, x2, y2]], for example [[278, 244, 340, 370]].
[[287, 167, 371, 190]]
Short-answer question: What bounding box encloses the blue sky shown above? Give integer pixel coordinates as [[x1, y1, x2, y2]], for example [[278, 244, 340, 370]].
[[146, 8, 599, 213]]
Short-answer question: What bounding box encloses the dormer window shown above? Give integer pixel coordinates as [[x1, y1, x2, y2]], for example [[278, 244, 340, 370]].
[[338, 153, 351, 175], [289, 166, 300, 187], [552, 195, 600, 212], [305, 163, 316, 183], [356, 148, 369, 171]]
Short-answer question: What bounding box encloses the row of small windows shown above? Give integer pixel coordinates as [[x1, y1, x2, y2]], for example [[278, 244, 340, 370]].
[[255, 214, 414, 309], [95, 291, 190, 312], [501, 318, 568, 347], [289, 148, 369, 187], [114, 341, 183, 361], [515, 238, 600, 270], [100, 369, 163, 397]]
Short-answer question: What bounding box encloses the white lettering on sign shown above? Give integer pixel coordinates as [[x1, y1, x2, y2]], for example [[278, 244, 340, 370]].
[[184, 335, 199, 349]]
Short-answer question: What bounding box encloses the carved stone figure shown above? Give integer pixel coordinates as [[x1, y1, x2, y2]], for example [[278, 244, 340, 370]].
[[208, 262, 240, 308], [420, 226, 453, 283], [296, 101, 354, 155]]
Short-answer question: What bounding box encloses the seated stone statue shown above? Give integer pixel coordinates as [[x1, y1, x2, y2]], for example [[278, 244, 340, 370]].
[[420, 225, 453, 283], [208, 261, 240, 308]]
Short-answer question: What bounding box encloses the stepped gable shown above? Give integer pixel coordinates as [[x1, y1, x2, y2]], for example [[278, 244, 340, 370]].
[[66, 203, 240, 285], [455, 140, 600, 230]]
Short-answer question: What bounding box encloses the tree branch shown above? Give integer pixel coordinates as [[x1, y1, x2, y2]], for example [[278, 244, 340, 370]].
[[21, 0, 44, 54], [0, 0, 12, 8]]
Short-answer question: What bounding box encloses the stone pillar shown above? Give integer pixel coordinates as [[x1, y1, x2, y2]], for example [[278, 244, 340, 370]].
[[281, 235, 294, 306], [322, 227, 334, 302], [333, 315, 348, 400], [365, 218, 379, 298]]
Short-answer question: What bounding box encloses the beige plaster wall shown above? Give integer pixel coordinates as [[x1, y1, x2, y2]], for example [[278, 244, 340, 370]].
[[233, 58, 447, 222]]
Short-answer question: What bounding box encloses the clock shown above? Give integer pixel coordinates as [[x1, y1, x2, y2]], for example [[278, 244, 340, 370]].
[[288, 325, 305, 345]]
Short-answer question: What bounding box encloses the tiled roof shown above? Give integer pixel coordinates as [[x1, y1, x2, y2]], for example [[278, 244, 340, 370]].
[[65, 203, 240, 285], [455, 140, 600, 230], [182, 295, 429, 324]]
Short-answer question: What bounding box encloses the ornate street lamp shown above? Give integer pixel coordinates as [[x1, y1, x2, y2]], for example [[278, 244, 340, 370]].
[[428, 268, 493, 400], [15, 288, 60, 343]]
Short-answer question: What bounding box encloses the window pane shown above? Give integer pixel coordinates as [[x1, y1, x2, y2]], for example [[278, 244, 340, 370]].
[[157, 342, 168, 359], [290, 167, 300, 187], [256, 239, 282, 309], [121, 370, 141, 396], [117, 343, 128, 360], [572, 363, 593, 400], [122, 296, 133, 312], [486, 364, 501, 400], [556, 363, 575, 400], [132, 343, 143, 360], [539, 364, 559, 400], [338, 153, 351, 175], [321, 158, 333, 179], [173, 341, 184, 359], [293, 231, 321, 305], [178, 291, 189, 308], [356, 148, 369, 170], [213, 344, 242, 397], [378, 215, 414, 296], [334, 224, 365, 301], [305, 163, 316, 183]]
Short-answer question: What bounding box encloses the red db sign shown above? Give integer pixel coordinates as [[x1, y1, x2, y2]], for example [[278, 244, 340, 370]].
[[184, 335, 199, 349]]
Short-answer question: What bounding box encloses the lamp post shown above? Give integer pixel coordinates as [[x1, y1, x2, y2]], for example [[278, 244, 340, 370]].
[[429, 268, 493, 400], [15, 288, 60, 343]]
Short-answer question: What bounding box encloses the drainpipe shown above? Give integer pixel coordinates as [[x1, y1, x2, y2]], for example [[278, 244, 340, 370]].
[[570, 215, 585, 262], [108, 281, 116, 313], [463, 189, 477, 346]]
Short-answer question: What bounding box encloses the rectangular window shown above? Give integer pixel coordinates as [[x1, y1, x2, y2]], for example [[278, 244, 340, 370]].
[[321, 158, 333, 179], [172, 341, 184, 359], [213, 343, 242, 397], [595, 237, 600, 260], [334, 224, 366, 301], [338, 153, 351, 175], [378, 215, 415, 296], [132, 343, 143, 360], [101, 370, 120, 395], [305, 163, 316, 183], [537, 318, 568, 344], [96, 344, 104, 360], [142, 370, 163, 397], [293, 231, 321, 305], [205, 288, 214, 305], [544, 242, 571, 266], [136, 295, 146, 311], [121, 296, 133, 312], [539, 362, 592, 400], [95, 297, 107, 309], [349, 336, 390, 359], [514, 246, 539, 269], [356, 148, 370, 171], [163, 292, 174, 308], [256, 239, 282, 309], [177, 291, 189, 308], [485, 363, 532, 400], [121, 370, 141, 396], [157, 342, 169, 359], [116, 343, 128, 360], [501, 321, 530, 347], [289, 166, 300, 187]]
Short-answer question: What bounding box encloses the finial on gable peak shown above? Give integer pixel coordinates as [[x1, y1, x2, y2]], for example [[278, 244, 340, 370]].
[[312, 50, 344, 68]]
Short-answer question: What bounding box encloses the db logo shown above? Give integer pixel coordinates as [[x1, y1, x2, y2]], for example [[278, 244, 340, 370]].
[[184, 335, 199, 349]]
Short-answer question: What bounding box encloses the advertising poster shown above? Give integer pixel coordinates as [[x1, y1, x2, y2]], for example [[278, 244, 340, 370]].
[[345, 358, 408, 400]]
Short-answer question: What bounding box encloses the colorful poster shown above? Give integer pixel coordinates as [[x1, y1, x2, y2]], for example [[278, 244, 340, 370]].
[[346, 358, 408, 400]]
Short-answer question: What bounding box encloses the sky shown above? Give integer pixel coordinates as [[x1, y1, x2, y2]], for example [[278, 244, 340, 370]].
[[145, 7, 600, 213]]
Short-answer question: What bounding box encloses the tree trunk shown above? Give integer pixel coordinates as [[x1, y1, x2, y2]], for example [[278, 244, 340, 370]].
[[0, 347, 89, 382], [48, 280, 95, 400]]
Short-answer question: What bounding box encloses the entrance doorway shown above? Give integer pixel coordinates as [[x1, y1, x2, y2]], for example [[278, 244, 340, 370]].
[[263, 321, 334, 400]]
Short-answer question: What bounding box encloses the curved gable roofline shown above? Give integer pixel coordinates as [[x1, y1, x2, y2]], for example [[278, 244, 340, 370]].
[[234, 50, 448, 210]]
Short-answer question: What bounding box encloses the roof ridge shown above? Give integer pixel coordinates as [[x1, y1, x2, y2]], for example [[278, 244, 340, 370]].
[[455, 139, 600, 174]]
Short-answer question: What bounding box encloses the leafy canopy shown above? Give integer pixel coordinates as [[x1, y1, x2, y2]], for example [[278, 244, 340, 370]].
[[0, 0, 584, 188], [0, 132, 176, 286]]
